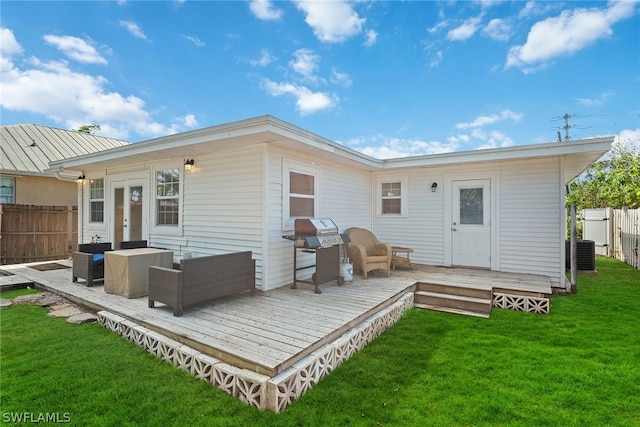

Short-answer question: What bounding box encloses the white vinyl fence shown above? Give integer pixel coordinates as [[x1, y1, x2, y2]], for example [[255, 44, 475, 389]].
[[582, 208, 639, 269]]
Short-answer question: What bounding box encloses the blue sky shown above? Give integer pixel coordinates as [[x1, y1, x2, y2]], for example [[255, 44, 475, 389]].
[[1, 1, 639, 158]]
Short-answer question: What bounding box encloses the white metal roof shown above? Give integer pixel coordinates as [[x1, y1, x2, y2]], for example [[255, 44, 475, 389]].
[[1, 124, 130, 178]]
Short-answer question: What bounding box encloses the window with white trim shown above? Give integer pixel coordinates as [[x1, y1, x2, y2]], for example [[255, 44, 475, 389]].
[[284, 162, 318, 230], [155, 169, 180, 226], [378, 175, 408, 216], [89, 178, 104, 222], [0, 177, 15, 204]]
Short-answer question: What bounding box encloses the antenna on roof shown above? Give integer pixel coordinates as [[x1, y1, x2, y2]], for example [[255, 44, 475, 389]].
[[30, 140, 37, 147]]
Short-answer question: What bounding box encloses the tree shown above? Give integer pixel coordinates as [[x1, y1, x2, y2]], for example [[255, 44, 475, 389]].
[[567, 144, 640, 209], [75, 124, 100, 134]]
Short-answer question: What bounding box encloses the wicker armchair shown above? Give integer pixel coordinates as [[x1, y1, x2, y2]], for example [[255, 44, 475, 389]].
[[72, 243, 112, 287], [344, 228, 392, 279]]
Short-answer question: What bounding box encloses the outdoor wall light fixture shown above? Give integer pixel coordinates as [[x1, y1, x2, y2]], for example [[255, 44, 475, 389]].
[[184, 159, 195, 171], [77, 174, 86, 183], [431, 182, 438, 192]]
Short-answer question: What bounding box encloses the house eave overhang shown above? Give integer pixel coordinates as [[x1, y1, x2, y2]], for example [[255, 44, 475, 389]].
[[47, 115, 613, 177], [379, 137, 614, 170], [48, 115, 383, 173]]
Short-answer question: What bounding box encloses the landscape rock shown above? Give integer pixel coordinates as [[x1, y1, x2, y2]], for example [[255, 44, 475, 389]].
[[67, 313, 98, 324], [12, 294, 43, 304], [48, 306, 84, 318], [38, 294, 64, 307], [0, 298, 11, 309]]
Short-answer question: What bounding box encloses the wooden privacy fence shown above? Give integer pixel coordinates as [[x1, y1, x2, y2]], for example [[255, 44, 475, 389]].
[[0, 204, 78, 265], [582, 208, 639, 269]]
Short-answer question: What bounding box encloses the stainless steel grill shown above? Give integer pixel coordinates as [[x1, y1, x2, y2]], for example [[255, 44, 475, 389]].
[[282, 218, 350, 294]]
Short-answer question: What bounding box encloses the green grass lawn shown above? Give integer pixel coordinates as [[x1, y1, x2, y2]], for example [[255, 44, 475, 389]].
[[1, 257, 639, 426]]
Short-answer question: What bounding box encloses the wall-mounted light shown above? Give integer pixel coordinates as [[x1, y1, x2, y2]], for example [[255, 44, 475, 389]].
[[184, 159, 195, 172], [431, 182, 438, 192], [77, 174, 86, 183]]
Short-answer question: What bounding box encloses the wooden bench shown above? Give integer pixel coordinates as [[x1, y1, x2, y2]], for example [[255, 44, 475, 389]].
[[148, 251, 255, 316]]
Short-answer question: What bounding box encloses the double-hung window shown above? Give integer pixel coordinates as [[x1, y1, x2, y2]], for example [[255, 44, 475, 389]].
[[378, 175, 408, 216], [89, 178, 104, 222], [284, 162, 318, 230], [0, 177, 15, 204], [156, 169, 180, 226]]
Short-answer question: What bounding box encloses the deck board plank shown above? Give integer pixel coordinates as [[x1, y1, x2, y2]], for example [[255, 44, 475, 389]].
[[1, 260, 552, 375]]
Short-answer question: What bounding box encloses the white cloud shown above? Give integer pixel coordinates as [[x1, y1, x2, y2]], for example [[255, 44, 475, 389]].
[[429, 50, 444, 68], [248, 48, 277, 67], [476, 130, 515, 150], [364, 29, 377, 47], [118, 20, 148, 40], [343, 134, 459, 159], [506, 1, 638, 70], [483, 18, 512, 41], [182, 35, 205, 47], [614, 128, 640, 152], [0, 30, 197, 139], [295, 0, 365, 43], [261, 79, 336, 115], [0, 28, 23, 72], [249, 0, 283, 21], [447, 14, 483, 41], [289, 48, 320, 82], [43, 35, 107, 65], [330, 67, 352, 87], [455, 110, 523, 130], [576, 91, 614, 107]]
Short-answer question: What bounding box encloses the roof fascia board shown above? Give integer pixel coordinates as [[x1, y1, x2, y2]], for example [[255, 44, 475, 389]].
[[380, 137, 614, 169], [265, 117, 382, 169]]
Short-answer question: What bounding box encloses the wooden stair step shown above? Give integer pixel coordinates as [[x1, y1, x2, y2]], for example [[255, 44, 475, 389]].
[[414, 291, 491, 304], [414, 303, 491, 318], [414, 290, 492, 317], [417, 282, 492, 300]]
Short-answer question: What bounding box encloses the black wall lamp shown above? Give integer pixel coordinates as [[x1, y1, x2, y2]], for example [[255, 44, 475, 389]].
[[77, 174, 86, 183], [184, 159, 195, 171], [431, 182, 438, 192]]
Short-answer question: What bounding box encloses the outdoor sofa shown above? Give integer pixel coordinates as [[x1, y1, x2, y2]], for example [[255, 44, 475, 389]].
[[148, 251, 255, 316]]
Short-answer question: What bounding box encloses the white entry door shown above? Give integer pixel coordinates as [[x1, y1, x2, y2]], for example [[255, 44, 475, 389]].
[[111, 179, 147, 249], [452, 179, 491, 268]]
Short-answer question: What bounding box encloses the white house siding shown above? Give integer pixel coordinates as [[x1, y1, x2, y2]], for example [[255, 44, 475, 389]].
[[497, 158, 563, 287], [372, 158, 564, 288], [175, 146, 265, 288], [265, 146, 372, 291], [372, 169, 446, 266]]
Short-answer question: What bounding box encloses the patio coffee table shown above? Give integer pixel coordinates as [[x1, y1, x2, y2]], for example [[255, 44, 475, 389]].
[[391, 246, 414, 270], [104, 248, 173, 298]]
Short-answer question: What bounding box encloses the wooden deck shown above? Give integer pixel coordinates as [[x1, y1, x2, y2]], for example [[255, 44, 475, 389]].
[[0, 260, 552, 411]]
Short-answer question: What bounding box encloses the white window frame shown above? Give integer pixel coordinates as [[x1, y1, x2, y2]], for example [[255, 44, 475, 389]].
[[151, 163, 184, 236], [88, 178, 105, 223], [376, 174, 408, 217], [283, 160, 319, 231], [0, 176, 16, 204]]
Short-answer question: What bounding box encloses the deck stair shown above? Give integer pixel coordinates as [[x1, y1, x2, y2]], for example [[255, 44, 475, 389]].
[[414, 282, 493, 318]]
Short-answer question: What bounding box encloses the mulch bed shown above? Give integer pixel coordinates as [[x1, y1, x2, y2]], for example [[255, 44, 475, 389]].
[[28, 263, 71, 272]]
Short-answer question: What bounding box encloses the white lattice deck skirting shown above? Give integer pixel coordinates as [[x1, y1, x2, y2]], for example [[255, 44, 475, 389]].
[[492, 292, 550, 315], [97, 292, 414, 413]]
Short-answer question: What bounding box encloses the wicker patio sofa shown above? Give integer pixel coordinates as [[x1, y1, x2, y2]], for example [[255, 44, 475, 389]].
[[148, 251, 255, 316], [72, 242, 112, 287]]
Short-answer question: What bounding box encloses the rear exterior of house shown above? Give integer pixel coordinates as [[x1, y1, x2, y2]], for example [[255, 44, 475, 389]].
[[49, 116, 612, 293]]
